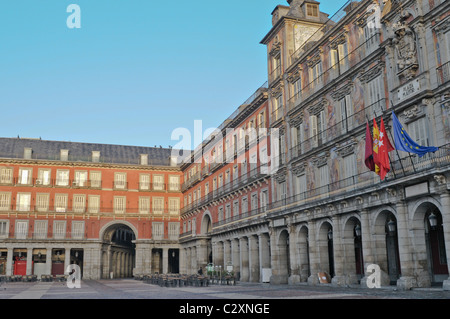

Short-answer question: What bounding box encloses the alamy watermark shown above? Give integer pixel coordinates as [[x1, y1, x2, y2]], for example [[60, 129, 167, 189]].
[[66, 264, 82, 289]]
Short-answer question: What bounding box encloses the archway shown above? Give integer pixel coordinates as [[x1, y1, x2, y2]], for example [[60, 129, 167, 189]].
[[318, 221, 334, 279], [411, 201, 448, 286], [342, 216, 363, 284], [201, 212, 213, 266], [296, 225, 310, 282], [100, 222, 137, 279], [277, 229, 290, 283], [374, 210, 401, 285]]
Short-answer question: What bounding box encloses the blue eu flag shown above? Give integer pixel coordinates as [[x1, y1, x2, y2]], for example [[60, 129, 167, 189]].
[[391, 112, 439, 157]]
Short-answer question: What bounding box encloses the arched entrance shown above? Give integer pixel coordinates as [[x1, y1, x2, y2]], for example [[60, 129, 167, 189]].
[[318, 221, 334, 278], [101, 222, 137, 279], [201, 213, 213, 265], [296, 225, 310, 282], [411, 201, 449, 286], [342, 216, 364, 284]]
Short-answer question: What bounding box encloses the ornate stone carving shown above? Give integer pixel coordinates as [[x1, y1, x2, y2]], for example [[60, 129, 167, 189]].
[[308, 98, 327, 116], [329, 32, 348, 50], [269, 39, 282, 57], [358, 60, 385, 83], [288, 114, 303, 127], [386, 188, 397, 197], [312, 152, 329, 167], [403, 105, 421, 119], [331, 81, 353, 101], [292, 162, 305, 176], [434, 175, 447, 186], [391, 14, 419, 80]]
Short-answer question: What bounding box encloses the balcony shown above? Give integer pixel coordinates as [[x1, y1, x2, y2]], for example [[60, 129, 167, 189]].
[[289, 99, 386, 161], [269, 144, 450, 217]]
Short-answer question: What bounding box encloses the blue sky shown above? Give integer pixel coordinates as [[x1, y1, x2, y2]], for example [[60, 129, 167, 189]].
[[0, 0, 345, 149]]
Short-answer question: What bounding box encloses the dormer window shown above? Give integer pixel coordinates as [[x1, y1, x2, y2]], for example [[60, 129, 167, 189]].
[[92, 151, 100, 163], [306, 4, 319, 17], [60, 149, 69, 161]]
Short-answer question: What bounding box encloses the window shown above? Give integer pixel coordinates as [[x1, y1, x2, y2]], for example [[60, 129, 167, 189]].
[[15, 220, 28, 239], [168, 222, 179, 240], [56, 170, 70, 186], [140, 154, 148, 166], [258, 111, 266, 129], [251, 193, 258, 211], [37, 169, 51, 186], [364, 16, 379, 54], [60, 149, 69, 161], [55, 194, 68, 212], [17, 193, 31, 211], [274, 95, 283, 121], [306, 3, 319, 17], [139, 197, 150, 214], [344, 154, 356, 179], [74, 171, 88, 187], [92, 151, 100, 163], [114, 172, 127, 189], [277, 182, 286, 201], [0, 221, 8, 238], [292, 77, 302, 99], [310, 112, 326, 147], [367, 75, 384, 115], [337, 42, 349, 73], [139, 174, 150, 190], [88, 195, 100, 214], [309, 61, 323, 87], [153, 175, 164, 191], [218, 207, 224, 221], [169, 198, 179, 215], [0, 192, 11, 211], [225, 204, 231, 219], [34, 220, 48, 239], [36, 193, 49, 212], [241, 197, 248, 215], [152, 222, 164, 240], [339, 95, 353, 133], [18, 168, 32, 185], [0, 167, 13, 185], [319, 165, 329, 188], [152, 197, 164, 215], [296, 174, 307, 196], [90, 171, 102, 188], [73, 194, 86, 213], [233, 200, 239, 216], [169, 175, 180, 191], [114, 196, 126, 214], [24, 148, 32, 159], [53, 221, 67, 239], [72, 221, 84, 239], [260, 189, 269, 212], [408, 117, 429, 147]]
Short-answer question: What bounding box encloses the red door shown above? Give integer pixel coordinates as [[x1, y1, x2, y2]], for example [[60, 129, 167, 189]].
[[14, 260, 28, 276], [52, 262, 65, 276]]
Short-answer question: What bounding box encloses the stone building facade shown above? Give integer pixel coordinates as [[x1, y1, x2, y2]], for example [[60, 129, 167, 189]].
[[0, 138, 183, 279], [0, 0, 449, 291]]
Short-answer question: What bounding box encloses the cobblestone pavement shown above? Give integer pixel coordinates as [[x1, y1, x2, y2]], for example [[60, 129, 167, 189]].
[[0, 279, 449, 300]]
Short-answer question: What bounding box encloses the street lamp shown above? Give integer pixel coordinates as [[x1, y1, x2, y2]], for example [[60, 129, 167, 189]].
[[355, 224, 361, 238], [387, 219, 396, 233], [327, 228, 333, 240], [428, 212, 438, 229]]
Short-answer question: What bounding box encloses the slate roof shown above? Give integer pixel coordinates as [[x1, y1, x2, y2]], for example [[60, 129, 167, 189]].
[[0, 137, 184, 167]]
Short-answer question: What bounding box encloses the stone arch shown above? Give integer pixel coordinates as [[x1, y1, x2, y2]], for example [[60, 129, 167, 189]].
[[99, 221, 137, 279], [410, 198, 448, 286], [200, 211, 213, 236], [317, 220, 334, 278], [341, 214, 363, 284], [373, 207, 401, 285], [99, 220, 138, 242], [295, 223, 310, 282]]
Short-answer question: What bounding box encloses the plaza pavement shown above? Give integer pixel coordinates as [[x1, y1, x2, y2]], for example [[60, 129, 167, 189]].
[[0, 279, 449, 300]]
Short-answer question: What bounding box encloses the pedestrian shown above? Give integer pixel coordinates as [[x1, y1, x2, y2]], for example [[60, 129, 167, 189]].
[[198, 267, 203, 275]]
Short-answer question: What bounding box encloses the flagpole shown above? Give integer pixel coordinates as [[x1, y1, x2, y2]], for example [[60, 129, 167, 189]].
[[388, 101, 417, 174]]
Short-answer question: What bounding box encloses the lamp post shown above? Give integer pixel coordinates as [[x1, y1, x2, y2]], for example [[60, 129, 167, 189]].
[[387, 219, 396, 234], [355, 224, 361, 238], [428, 212, 438, 229]]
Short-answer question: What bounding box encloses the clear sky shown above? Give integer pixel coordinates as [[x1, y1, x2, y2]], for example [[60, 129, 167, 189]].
[[0, 0, 346, 149]]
